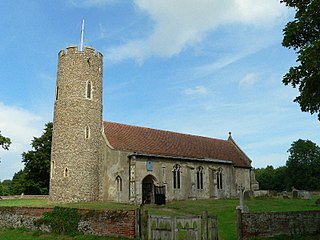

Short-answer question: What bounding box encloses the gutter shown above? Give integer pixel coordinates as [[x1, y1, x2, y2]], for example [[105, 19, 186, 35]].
[[128, 152, 233, 165]]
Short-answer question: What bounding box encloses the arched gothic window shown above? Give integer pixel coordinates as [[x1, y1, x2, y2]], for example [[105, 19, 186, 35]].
[[173, 164, 181, 189], [116, 176, 122, 192], [86, 80, 92, 99], [196, 166, 204, 189], [217, 168, 223, 190]]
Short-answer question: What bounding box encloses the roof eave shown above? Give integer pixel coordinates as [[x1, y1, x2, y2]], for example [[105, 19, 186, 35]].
[[128, 152, 233, 165]]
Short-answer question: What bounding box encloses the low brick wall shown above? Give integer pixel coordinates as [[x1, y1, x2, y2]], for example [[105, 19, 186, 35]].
[[0, 206, 136, 239], [237, 209, 320, 239], [78, 209, 136, 237]]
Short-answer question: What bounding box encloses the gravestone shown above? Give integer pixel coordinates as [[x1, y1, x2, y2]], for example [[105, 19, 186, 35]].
[[244, 190, 251, 200], [302, 191, 311, 200], [292, 189, 298, 198], [282, 191, 289, 199]]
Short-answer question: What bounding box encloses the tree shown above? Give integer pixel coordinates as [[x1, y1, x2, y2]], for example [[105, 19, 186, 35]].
[[1, 179, 12, 196], [10, 170, 28, 195], [21, 122, 52, 194], [254, 166, 287, 191], [0, 182, 3, 196], [0, 131, 11, 150], [281, 0, 320, 120], [286, 139, 320, 190], [255, 166, 277, 190]]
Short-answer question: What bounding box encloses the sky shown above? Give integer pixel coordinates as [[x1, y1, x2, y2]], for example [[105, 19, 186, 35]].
[[0, 0, 319, 180]]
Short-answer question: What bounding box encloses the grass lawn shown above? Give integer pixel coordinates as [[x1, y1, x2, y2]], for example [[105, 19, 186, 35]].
[[144, 197, 320, 240], [0, 228, 129, 240], [0, 196, 319, 239], [0, 198, 136, 210]]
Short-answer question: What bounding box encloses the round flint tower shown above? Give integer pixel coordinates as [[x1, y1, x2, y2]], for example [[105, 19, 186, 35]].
[[50, 45, 103, 202]]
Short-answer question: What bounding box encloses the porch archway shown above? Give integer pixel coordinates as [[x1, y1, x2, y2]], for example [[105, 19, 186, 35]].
[[142, 175, 156, 204]]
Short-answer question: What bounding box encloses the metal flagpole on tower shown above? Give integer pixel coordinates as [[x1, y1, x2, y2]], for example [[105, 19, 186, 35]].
[[80, 18, 85, 51]]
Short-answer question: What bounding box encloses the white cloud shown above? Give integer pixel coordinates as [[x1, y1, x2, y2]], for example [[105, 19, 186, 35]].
[[193, 50, 254, 79], [232, 0, 287, 27], [239, 73, 258, 88], [106, 0, 288, 63], [0, 102, 43, 180], [183, 86, 209, 96]]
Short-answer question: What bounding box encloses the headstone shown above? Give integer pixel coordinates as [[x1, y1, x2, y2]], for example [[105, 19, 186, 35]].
[[282, 191, 289, 199], [283, 195, 290, 199], [292, 189, 298, 198], [244, 190, 251, 200], [253, 190, 269, 198], [302, 191, 311, 200]]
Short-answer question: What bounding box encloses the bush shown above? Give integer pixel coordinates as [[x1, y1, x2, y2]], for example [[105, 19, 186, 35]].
[[35, 207, 80, 235]]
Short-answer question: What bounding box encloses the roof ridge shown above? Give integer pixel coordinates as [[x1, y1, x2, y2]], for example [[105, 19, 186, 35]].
[[104, 121, 228, 143]]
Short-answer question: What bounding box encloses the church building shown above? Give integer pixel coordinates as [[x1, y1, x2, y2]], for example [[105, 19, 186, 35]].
[[49, 45, 259, 203]]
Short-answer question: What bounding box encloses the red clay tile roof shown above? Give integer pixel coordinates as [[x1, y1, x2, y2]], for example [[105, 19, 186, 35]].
[[103, 121, 251, 168]]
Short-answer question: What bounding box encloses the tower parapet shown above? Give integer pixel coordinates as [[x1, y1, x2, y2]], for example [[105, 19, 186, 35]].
[[58, 45, 103, 58], [50, 45, 103, 203]]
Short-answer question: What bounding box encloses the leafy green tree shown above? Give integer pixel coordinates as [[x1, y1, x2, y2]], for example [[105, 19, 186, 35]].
[[255, 166, 276, 190], [10, 170, 27, 195], [0, 182, 3, 196], [254, 166, 287, 191], [281, 0, 320, 120], [0, 131, 11, 150], [273, 166, 288, 191], [286, 139, 320, 190], [0, 131, 11, 165], [21, 122, 52, 194], [1, 179, 12, 196]]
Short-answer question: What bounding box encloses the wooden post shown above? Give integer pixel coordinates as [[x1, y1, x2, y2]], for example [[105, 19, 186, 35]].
[[140, 208, 148, 240], [203, 211, 208, 240], [236, 208, 243, 240], [148, 214, 151, 240], [210, 216, 218, 240], [135, 208, 141, 239], [172, 215, 176, 240]]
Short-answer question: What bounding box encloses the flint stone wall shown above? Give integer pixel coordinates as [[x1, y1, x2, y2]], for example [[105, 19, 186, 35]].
[[238, 210, 320, 239], [0, 206, 136, 239]]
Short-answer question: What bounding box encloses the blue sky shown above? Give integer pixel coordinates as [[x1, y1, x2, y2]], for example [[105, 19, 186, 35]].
[[0, 0, 319, 180]]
